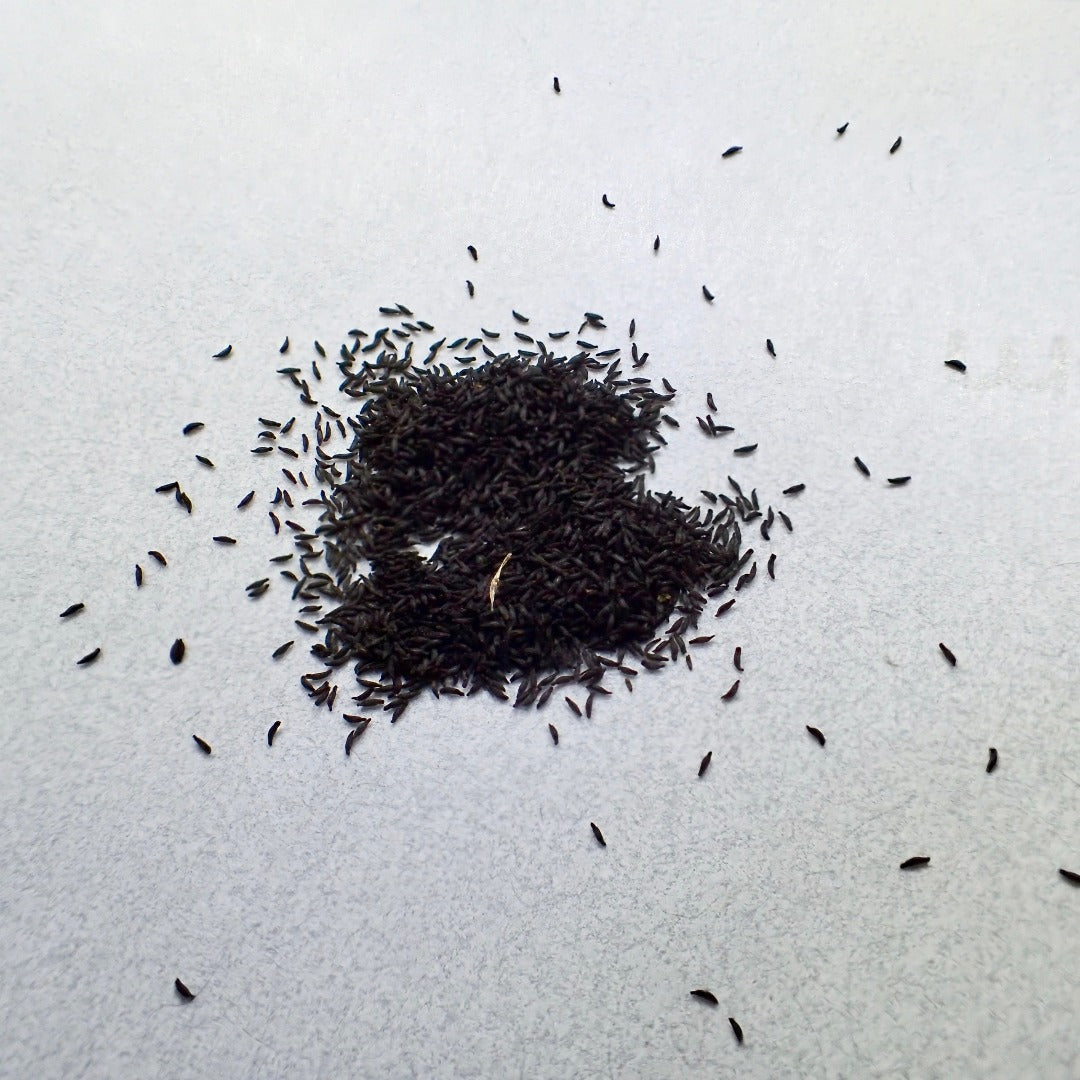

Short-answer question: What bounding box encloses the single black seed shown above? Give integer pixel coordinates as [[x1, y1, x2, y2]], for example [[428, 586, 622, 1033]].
[[602, 193, 615, 208], [467, 245, 478, 261], [314, 340, 326, 357], [900, 856, 930, 870], [653, 235, 660, 251], [836, 122, 849, 135], [512, 310, 529, 324], [722, 146, 742, 157], [590, 822, 606, 847], [174, 978, 195, 1001], [195, 455, 214, 468], [688, 635, 713, 645], [237, 491, 254, 509], [766, 338, 775, 357], [706, 392, 716, 412], [939, 642, 957, 666], [890, 136, 902, 154], [944, 359, 966, 372], [767, 553, 776, 579], [887, 476, 911, 486], [466, 280, 474, 297], [156, 482, 179, 493], [135, 564, 143, 587], [170, 638, 185, 664], [854, 456, 870, 477], [77, 647, 101, 666], [182, 422, 205, 435], [733, 646, 742, 671], [148, 550, 167, 566], [272, 641, 294, 660], [779, 510, 792, 532], [1059, 868, 1080, 885], [702, 285, 714, 302], [565, 696, 582, 717], [733, 444, 757, 456], [698, 751, 712, 777], [192, 735, 212, 754], [986, 747, 998, 773], [783, 483, 805, 495], [60, 603, 84, 618], [715, 599, 735, 617], [691, 989, 718, 1006], [279, 336, 289, 354], [212, 344, 232, 359], [806, 725, 826, 747], [549, 723, 559, 745], [721, 679, 740, 701], [629, 318, 636, 338], [212, 536, 237, 546], [729, 1018, 744, 1044], [553, 75, 560, 93]]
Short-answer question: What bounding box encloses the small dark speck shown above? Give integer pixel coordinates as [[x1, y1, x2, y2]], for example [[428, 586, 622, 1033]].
[[986, 747, 998, 773], [806, 725, 826, 747], [690, 989, 718, 1006], [702, 286, 715, 302], [836, 122, 849, 135], [272, 640, 294, 660], [212, 535, 237, 545], [267, 720, 281, 746], [195, 454, 214, 469], [192, 734, 212, 755], [237, 491, 254, 509], [1059, 868, 1080, 886], [733, 444, 757, 456], [944, 359, 966, 372], [170, 638, 185, 664], [653, 235, 660, 252], [135, 564, 143, 587], [939, 642, 957, 666], [212, 345, 232, 359], [729, 1017, 744, 1044], [890, 136, 902, 154], [782, 483, 805, 495], [466, 280, 475, 297], [182, 422, 205, 435], [174, 978, 195, 1001], [854, 456, 870, 477], [721, 679, 740, 701], [279, 336, 289, 354], [590, 822, 606, 847], [602, 193, 615, 208], [698, 751, 712, 777], [60, 602, 85, 618], [887, 476, 911, 486], [467, 245, 478, 261], [553, 75, 560, 93], [148, 550, 167, 566], [722, 146, 742, 158], [548, 723, 559, 746], [900, 856, 930, 870], [77, 647, 101, 666], [766, 338, 775, 357]]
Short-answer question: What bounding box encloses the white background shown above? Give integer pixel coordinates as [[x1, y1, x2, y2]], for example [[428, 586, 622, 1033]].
[[2, 2, 1079, 1077]]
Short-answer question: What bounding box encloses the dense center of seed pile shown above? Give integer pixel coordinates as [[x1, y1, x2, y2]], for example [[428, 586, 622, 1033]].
[[309, 350, 739, 717]]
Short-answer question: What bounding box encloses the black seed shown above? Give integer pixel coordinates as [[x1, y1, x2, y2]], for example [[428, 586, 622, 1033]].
[[986, 747, 998, 773], [170, 638, 185, 664], [653, 235, 660, 252], [60, 603, 85, 618], [706, 392, 716, 412], [156, 482, 179, 493], [183, 422, 205, 435], [314, 340, 326, 357], [729, 1017, 744, 1044], [939, 642, 957, 666], [213, 344, 232, 358], [467, 245, 478, 261], [174, 978, 195, 1000], [890, 136, 902, 154], [602, 193, 615, 208], [237, 491, 254, 509], [590, 822, 606, 847], [782, 483, 805, 495], [212, 535, 237, 545], [192, 735, 212, 754], [279, 336, 289, 354], [900, 856, 930, 870], [266, 720, 281, 746], [721, 679, 740, 701], [733, 646, 742, 671], [195, 455, 214, 468], [778, 511, 792, 532], [1059, 868, 1080, 885], [854, 456, 870, 477], [767, 554, 776, 579], [466, 280, 474, 297], [272, 640, 294, 660], [549, 723, 559, 745], [944, 359, 966, 372], [766, 338, 775, 357], [553, 75, 560, 93], [836, 122, 849, 135], [135, 564, 143, 587], [688, 635, 713, 645], [691, 989, 718, 1006], [629, 319, 636, 338], [722, 146, 742, 158], [77, 647, 101, 666], [715, 599, 735, 617], [887, 476, 910, 486], [733, 444, 757, 456], [565, 696, 582, 717], [702, 285, 714, 302], [698, 751, 712, 777], [806, 725, 826, 746], [147, 550, 167, 566]]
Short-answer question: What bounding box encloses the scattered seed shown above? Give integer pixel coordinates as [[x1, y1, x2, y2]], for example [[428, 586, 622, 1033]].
[[722, 146, 742, 157], [1059, 868, 1080, 886], [590, 822, 606, 847], [267, 720, 281, 746], [77, 647, 101, 666], [890, 136, 902, 154], [900, 856, 930, 870], [182, 422, 205, 435], [148, 550, 167, 566], [135, 564, 143, 587], [782, 483, 804, 495], [548, 723, 559, 745], [698, 751, 712, 777], [174, 978, 195, 1001], [854, 456, 870, 476], [806, 725, 826, 747], [272, 641, 294, 660], [887, 476, 910, 486], [836, 122, 849, 135], [702, 285, 714, 302], [314, 340, 326, 357], [767, 553, 776, 579], [279, 337, 289, 354], [653, 235, 660, 251], [939, 642, 957, 666], [192, 735, 212, 754], [715, 599, 735, 617], [766, 338, 775, 357], [721, 679, 740, 701], [212, 345, 232, 359], [60, 603, 85, 618], [733, 444, 757, 456], [691, 989, 718, 1006], [733, 646, 742, 671], [986, 747, 998, 773], [237, 491, 254, 508], [729, 1017, 744, 1044], [170, 638, 185, 664], [565, 696, 582, 717], [553, 75, 560, 93], [467, 245, 478, 261], [212, 535, 237, 545], [466, 280, 474, 297], [944, 359, 966, 372]]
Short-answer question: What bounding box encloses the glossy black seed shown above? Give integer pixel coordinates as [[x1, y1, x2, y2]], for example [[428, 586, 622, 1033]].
[[212, 536, 237, 545], [602, 193, 615, 208], [267, 720, 281, 746], [698, 751, 712, 777], [766, 338, 775, 357], [702, 285, 714, 302], [466, 280, 474, 297], [939, 642, 957, 666], [467, 245, 478, 261], [900, 856, 930, 870], [553, 76, 560, 93], [944, 359, 966, 372], [192, 735, 212, 754], [806, 725, 825, 746], [890, 136, 902, 154], [1059, 868, 1080, 885], [691, 989, 718, 1006], [60, 603, 84, 618], [836, 122, 848, 135], [887, 476, 910, 486], [174, 978, 195, 1000], [237, 491, 254, 508], [279, 337, 289, 354], [733, 444, 757, 456], [986, 747, 998, 773], [590, 822, 606, 847], [733, 646, 742, 671], [135, 564, 143, 587], [183, 422, 205, 435], [213, 344, 232, 359], [77, 647, 101, 666], [722, 146, 742, 157], [854, 456, 870, 477], [170, 638, 185, 664], [782, 483, 804, 495], [653, 235, 660, 251], [729, 1017, 744, 1044]]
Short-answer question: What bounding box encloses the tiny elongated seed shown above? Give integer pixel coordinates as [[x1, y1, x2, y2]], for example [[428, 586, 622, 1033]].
[[900, 856, 930, 870], [170, 638, 185, 664], [590, 822, 606, 847], [60, 603, 84, 618], [212, 344, 232, 358], [192, 735, 212, 754], [690, 989, 718, 1005], [729, 1017, 744, 1044], [836, 122, 849, 135], [986, 747, 998, 773], [548, 723, 559, 745], [698, 751, 712, 777], [77, 647, 101, 666], [721, 679, 740, 701], [722, 145, 742, 157], [890, 135, 902, 154], [806, 725, 826, 747], [174, 977, 195, 1000], [1059, 868, 1080, 885], [267, 720, 281, 746], [939, 642, 957, 666]]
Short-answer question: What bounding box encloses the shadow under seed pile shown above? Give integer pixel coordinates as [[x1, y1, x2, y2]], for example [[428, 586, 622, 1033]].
[[311, 352, 740, 716]]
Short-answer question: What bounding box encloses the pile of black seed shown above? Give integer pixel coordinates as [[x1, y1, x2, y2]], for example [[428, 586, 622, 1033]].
[[297, 340, 741, 719]]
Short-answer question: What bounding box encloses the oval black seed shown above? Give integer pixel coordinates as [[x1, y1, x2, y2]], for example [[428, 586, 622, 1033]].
[[314, 340, 326, 357], [174, 978, 195, 1000], [267, 720, 281, 746], [653, 235, 660, 251], [590, 822, 606, 847], [195, 455, 214, 468], [782, 483, 805, 495], [836, 122, 849, 135], [272, 640, 294, 660], [148, 550, 167, 566], [766, 338, 775, 357], [944, 359, 966, 372], [212, 344, 232, 359], [466, 280, 474, 297], [722, 145, 742, 157], [854, 456, 870, 476], [733, 444, 757, 456], [721, 679, 740, 701], [135, 564, 143, 587], [182, 422, 205, 435], [192, 735, 212, 754], [890, 135, 902, 154], [77, 647, 101, 666], [690, 989, 718, 1006], [1059, 868, 1080, 885], [806, 725, 826, 747], [702, 285, 715, 302], [237, 491, 255, 509], [60, 602, 85, 618], [986, 747, 998, 773], [170, 638, 185, 664], [553, 75, 560, 93], [698, 751, 712, 777], [733, 646, 742, 671], [279, 336, 289, 354], [900, 856, 930, 870], [548, 723, 559, 745], [601, 193, 615, 208], [939, 642, 957, 666], [729, 1017, 744, 1044], [212, 536, 237, 545], [887, 476, 910, 486], [467, 245, 478, 261]]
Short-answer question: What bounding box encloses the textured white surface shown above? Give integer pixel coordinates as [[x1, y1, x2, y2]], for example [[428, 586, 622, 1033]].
[[2, 2, 1079, 1078]]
